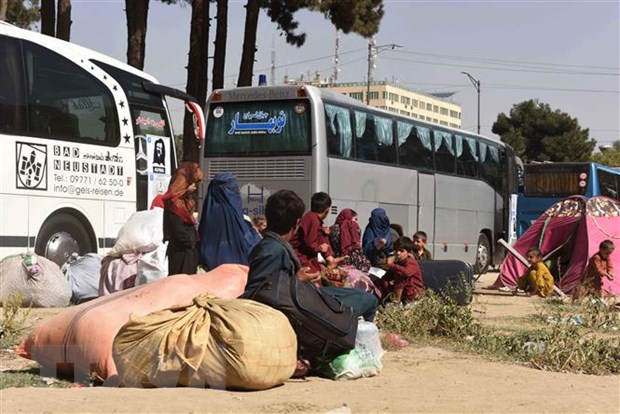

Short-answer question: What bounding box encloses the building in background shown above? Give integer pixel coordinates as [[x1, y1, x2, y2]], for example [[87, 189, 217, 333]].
[[283, 76, 462, 129]]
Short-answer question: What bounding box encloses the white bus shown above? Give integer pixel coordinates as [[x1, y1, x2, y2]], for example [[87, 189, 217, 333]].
[[0, 22, 205, 265], [201, 85, 518, 273]]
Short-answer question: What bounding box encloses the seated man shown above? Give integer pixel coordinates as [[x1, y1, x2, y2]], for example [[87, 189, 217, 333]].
[[245, 190, 378, 321]]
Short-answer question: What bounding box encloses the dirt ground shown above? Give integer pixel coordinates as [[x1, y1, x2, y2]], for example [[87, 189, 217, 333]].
[[1, 272, 619, 414]]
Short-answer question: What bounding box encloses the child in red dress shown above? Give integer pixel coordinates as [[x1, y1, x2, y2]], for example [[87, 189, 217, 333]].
[[383, 237, 425, 303]]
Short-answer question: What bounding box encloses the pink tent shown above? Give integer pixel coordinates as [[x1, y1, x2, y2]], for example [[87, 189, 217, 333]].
[[497, 196, 620, 295]]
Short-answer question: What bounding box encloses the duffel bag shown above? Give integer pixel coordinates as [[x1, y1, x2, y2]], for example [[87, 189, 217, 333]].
[[243, 271, 358, 362]]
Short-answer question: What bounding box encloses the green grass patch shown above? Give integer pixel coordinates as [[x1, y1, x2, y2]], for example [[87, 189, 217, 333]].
[[376, 285, 620, 375], [0, 369, 73, 389], [0, 293, 32, 349]]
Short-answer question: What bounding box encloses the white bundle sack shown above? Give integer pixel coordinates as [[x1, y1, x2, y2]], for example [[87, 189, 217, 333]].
[[108, 209, 163, 257]]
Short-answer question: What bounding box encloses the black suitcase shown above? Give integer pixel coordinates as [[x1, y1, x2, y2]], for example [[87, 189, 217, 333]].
[[418, 260, 474, 305]]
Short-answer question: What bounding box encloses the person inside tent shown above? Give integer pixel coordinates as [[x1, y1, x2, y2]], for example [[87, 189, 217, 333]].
[[162, 162, 203, 275], [198, 172, 261, 270]]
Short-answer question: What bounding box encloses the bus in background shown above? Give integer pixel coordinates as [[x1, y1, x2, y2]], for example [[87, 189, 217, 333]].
[[0, 22, 205, 265], [201, 85, 518, 273], [516, 162, 620, 236]]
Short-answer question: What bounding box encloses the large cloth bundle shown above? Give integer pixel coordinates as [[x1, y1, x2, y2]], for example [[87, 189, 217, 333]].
[[113, 295, 296, 390], [61, 253, 101, 302], [16, 265, 248, 383], [0, 253, 71, 307]]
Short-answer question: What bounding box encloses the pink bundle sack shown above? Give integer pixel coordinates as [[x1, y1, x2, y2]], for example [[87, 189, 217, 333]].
[[16, 265, 248, 384]]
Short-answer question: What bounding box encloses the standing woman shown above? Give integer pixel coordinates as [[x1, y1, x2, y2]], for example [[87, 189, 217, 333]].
[[162, 162, 203, 275], [362, 208, 393, 267], [198, 172, 261, 270]]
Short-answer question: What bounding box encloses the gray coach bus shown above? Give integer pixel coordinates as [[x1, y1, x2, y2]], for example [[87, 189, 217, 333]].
[[201, 85, 518, 273]]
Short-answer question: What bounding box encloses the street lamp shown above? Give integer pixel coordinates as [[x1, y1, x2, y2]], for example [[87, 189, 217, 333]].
[[461, 71, 481, 135], [366, 42, 402, 104]]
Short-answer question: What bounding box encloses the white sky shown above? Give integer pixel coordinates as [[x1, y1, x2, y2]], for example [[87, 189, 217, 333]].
[[67, 0, 619, 146]]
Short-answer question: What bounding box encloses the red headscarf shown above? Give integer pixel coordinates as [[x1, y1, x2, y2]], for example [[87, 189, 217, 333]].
[[162, 162, 203, 225], [335, 208, 361, 255]]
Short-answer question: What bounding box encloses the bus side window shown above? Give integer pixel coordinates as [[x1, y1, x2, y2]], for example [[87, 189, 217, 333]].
[[397, 121, 433, 170], [324, 104, 352, 158], [0, 35, 27, 133], [433, 130, 455, 174], [22, 40, 119, 145], [375, 114, 395, 164], [597, 169, 619, 200], [354, 110, 378, 162], [455, 134, 478, 177], [480, 141, 501, 190]]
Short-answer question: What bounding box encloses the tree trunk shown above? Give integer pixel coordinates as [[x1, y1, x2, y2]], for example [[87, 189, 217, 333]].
[[56, 0, 72, 41], [125, 0, 150, 70], [211, 0, 228, 90], [183, 0, 210, 162], [0, 0, 8, 22], [41, 0, 56, 36], [237, 0, 260, 87]]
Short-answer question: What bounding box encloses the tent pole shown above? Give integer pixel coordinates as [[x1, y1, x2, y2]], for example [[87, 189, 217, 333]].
[[498, 239, 567, 298]]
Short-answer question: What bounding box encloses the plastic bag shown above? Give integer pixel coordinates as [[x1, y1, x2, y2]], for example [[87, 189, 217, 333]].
[[136, 243, 168, 286], [316, 319, 384, 380], [316, 345, 382, 380]]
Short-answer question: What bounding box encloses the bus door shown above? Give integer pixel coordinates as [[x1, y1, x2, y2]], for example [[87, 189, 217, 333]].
[[418, 173, 436, 256]]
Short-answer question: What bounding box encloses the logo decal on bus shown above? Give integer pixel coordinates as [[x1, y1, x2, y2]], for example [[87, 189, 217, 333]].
[[227, 111, 287, 135], [16, 142, 47, 191]]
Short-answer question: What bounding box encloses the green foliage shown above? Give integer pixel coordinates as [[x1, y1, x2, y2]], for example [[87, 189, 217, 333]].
[[0, 293, 31, 349], [264, 0, 384, 47], [376, 288, 620, 375], [591, 140, 620, 167], [174, 133, 183, 166], [0, 370, 73, 389], [5, 0, 40, 29], [492, 99, 596, 162]]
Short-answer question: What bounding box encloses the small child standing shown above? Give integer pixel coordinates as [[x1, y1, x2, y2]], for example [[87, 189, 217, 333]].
[[412, 231, 432, 261], [383, 237, 425, 303], [516, 248, 554, 298], [575, 240, 615, 299]]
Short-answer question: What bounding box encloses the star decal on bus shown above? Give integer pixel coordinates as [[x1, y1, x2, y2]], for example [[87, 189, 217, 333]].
[[124, 134, 131, 144]]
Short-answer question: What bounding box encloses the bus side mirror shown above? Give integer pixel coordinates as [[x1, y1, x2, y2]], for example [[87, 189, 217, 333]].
[[185, 101, 205, 140]]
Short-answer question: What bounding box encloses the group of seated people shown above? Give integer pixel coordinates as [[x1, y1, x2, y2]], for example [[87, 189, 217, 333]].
[[246, 189, 435, 320], [159, 166, 435, 323]]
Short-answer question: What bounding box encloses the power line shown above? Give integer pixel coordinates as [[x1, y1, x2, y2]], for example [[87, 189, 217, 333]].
[[392, 49, 619, 72], [382, 56, 620, 77]]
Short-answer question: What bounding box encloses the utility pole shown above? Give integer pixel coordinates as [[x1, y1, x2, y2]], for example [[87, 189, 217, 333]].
[[366, 40, 402, 105], [270, 33, 276, 86], [461, 71, 481, 135], [333, 30, 340, 83], [366, 37, 376, 104]]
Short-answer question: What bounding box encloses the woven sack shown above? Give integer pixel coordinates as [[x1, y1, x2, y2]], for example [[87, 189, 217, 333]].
[[113, 294, 296, 390], [0, 253, 71, 307]]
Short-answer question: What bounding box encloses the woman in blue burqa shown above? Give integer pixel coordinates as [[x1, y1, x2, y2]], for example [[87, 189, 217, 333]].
[[199, 173, 261, 269], [362, 208, 393, 267]]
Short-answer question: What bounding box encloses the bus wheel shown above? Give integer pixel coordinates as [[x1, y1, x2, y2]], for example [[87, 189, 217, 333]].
[[473, 233, 491, 275], [35, 214, 94, 267]]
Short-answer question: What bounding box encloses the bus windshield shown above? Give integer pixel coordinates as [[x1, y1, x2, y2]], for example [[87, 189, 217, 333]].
[[205, 100, 311, 156], [523, 164, 589, 197]]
